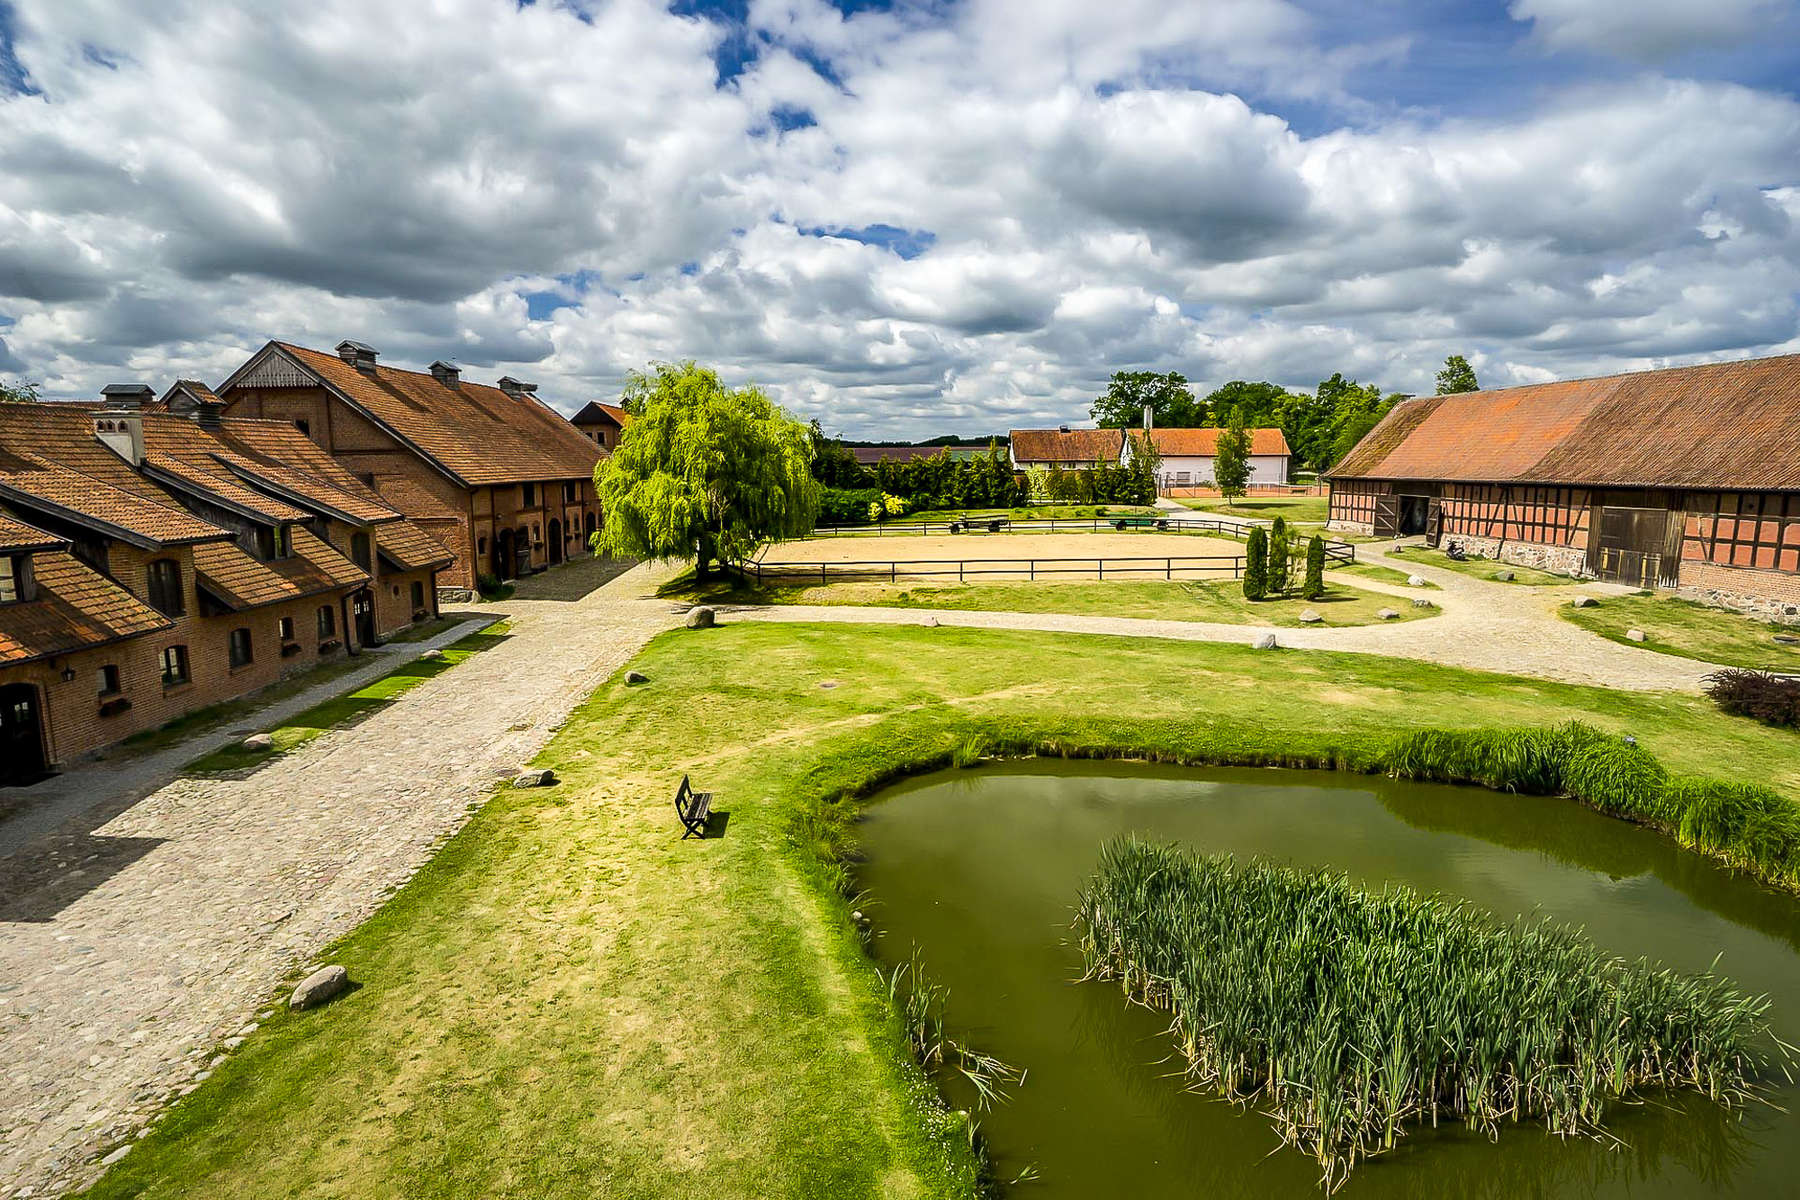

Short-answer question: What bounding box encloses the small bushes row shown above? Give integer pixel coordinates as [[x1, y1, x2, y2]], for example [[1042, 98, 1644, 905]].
[[1385, 722, 1800, 889], [1706, 667, 1800, 728]]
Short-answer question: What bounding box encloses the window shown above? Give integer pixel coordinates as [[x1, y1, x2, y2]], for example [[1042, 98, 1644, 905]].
[[278, 616, 295, 642], [160, 645, 190, 689], [478, 536, 487, 554], [146, 558, 184, 616], [411, 581, 426, 612], [317, 604, 336, 639], [522, 483, 537, 506], [229, 627, 253, 669], [563, 482, 578, 503], [350, 532, 372, 569], [97, 664, 121, 697], [294, 418, 310, 437], [253, 525, 291, 561], [0, 555, 18, 604]]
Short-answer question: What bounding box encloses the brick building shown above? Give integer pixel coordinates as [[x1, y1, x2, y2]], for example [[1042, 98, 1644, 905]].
[[1326, 354, 1800, 621], [217, 341, 605, 592], [570, 400, 631, 451], [0, 392, 452, 783]]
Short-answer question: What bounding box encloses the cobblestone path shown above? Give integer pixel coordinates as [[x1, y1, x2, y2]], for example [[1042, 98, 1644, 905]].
[[0, 559, 680, 1198]]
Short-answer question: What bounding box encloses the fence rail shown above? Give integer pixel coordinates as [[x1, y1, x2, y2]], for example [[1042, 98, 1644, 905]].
[[750, 553, 1267, 586], [797, 515, 1356, 565]]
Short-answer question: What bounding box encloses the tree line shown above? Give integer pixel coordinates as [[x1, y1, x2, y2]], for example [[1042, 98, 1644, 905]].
[[1089, 355, 1479, 472]]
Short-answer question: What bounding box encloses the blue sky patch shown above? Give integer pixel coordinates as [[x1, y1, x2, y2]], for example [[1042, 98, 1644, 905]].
[[802, 223, 937, 259]]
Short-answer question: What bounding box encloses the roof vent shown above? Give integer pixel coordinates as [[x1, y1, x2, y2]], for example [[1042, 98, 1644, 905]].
[[1058, 424, 1070, 434], [95, 384, 153, 465], [429, 360, 461, 387], [193, 400, 225, 431], [336, 340, 379, 372], [496, 376, 538, 399]]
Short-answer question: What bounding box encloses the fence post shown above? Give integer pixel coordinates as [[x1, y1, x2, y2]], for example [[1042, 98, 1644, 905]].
[[822, 563, 827, 586], [959, 560, 965, 582], [1167, 558, 1171, 580], [891, 561, 896, 583]]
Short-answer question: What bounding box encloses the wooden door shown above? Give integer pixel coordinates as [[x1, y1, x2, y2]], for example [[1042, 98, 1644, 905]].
[[0, 683, 46, 785], [353, 590, 376, 647], [1372, 493, 1400, 537], [1425, 499, 1444, 548], [1589, 506, 1671, 588]]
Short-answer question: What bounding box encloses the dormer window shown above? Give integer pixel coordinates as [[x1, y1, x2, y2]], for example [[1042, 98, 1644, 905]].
[[0, 554, 28, 604], [350, 532, 372, 570], [146, 558, 184, 616], [522, 483, 537, 506], [252, 525, 292, 561]]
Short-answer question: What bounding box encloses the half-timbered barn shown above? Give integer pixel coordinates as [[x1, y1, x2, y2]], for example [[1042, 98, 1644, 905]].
[[1327, 354, 1800, 620]]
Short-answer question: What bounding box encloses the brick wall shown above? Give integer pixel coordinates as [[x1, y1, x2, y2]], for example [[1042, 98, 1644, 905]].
[[1676, 560, 1800, 625]]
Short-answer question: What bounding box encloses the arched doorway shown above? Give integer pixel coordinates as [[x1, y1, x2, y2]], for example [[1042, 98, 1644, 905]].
[[547, 518, 564, 565], [515, 526, 533, 575], [1, 682, 47, 785], [495, 528, 515, 580]]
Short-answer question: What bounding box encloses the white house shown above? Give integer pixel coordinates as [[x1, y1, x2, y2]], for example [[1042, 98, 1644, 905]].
[[1122, 427, 1291, 490]]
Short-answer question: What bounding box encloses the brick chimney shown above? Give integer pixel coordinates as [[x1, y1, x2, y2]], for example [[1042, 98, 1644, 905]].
[[95, 384, 152, 465], [496, 375, 537, 399], [429, 360, 461, 387], [335, 340, 379, 372]]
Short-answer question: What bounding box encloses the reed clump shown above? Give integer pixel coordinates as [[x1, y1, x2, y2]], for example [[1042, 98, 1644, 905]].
[[1076, 840, 1774, 1192]]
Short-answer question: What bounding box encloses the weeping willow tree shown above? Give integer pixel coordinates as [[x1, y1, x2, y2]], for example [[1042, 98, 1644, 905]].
[[594, 362, 820, 579]]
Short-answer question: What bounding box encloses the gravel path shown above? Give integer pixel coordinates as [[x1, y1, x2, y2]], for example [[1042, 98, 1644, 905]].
[[0, 559, 681, 1198], [732, 545, 1717, 693]]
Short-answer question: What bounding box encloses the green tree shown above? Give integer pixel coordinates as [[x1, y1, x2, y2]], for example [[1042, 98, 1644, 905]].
[[1128, 429, 1162, 500], [1302, 536, 1326, 600], [1198, 380, 1290, 427], [0, 379, 40, 404], [1267, 516, 1291, 595], [1091, 370, 1204, 428], [1213, 408, 1252, 506], [1243, 527, 1268, 601], [1435, 355, 1480, 395], [594, 362, 819, 580]]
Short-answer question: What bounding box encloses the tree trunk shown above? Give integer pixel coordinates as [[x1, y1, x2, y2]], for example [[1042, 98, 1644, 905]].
[[694, 534, 715, 581]]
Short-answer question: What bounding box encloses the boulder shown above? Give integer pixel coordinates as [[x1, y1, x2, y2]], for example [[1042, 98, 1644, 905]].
[[289, 965, 348, 1011], [1407, 575, 1427, 588], [921, 615, 939, 628], [624, 669, 649, 685], [241, 733, 274, 752], [1494, 570, 1515, 582], [512, 769, 557, 788], [1411, 597, 1434, 609], [1298, 609, 1323, 624], [418, 649, 445, 661], [1253, 632, 1279, 650], [1570, 595, 1598, 608], [1377, 608, 1400, 620], [685, 606, 716, 629], [1625, 628, 1647, 643]]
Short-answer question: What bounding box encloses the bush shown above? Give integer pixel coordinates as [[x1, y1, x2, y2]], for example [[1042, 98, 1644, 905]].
[[817, 486, 879, 526], [1704, 668, 1800, 727], [1242, 528, 1268, 600], [1267, 517, 1290, 595], [1302, 536, 1326, 600], [476, 573, 513, 601]]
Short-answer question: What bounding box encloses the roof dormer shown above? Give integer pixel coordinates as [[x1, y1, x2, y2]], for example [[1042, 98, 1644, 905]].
[[336, 340, 379, 372], [429, 360, 461, 387], [496, 376, 537, 399]]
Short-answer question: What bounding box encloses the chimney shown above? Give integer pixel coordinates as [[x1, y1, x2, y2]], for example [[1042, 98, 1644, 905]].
[[335, 340, 379, 372], [193, 400, 225, 431], [95, 384, 152, 466], [429, 360, 461, 387], [496, 375, 537, 399], [1143, 404, 1153, 431]]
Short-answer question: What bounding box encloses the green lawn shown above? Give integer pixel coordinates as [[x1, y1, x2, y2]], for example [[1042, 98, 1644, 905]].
[[117, 655, 373, 756], [87, 622, 1800, 1200], [1177, 495, 1329, 523], [866, 504, 1160, 523], [675, 575, 1433, 627], [381, 615, 473, 643], [1387, 545, 1583, 586], [184, 623, 511, 773], [1562, 593, 1800, 671], [1332, 561, 1439, 590]]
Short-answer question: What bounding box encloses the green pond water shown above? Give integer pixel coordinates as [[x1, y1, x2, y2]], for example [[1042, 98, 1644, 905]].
[[856, 763, 1800, 1199]]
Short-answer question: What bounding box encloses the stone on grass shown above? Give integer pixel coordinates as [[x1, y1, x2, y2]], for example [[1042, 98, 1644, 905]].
[[624, 669, 649, 685], [1625, 628, 1647, 643], [240, 733, 274, 752], [1253, 632, 1279, 650], [685, 606, 716, 629], [1407, 574, 1427, 588], [1411, 597, 1434, 609], [921, 615, 939, 628], [1298, 609, 1323, 624], [1494, 570, 1515, 582], [512, 768, 557, 788], [289, 965, 348, 1011], [1377, 608, 1400, 620], [419, 648, 444, 661], [1571, 596, 1598, 608]]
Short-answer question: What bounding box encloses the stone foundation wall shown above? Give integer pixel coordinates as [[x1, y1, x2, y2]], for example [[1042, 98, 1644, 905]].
[[1449, 535, 1590, 578], [1676, 561, 1800, 625], [437, 586, 475, 604], [1327, 519, 1373, 536]]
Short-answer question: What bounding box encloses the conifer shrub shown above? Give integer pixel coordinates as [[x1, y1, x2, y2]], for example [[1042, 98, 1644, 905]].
[[1302, 536, 1326, 600], [1242, 527, 1268, 600]]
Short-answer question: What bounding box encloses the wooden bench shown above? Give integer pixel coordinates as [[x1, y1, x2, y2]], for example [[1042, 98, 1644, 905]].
[[674, 774, 713, 838], [1113, 516, 1170, 531]]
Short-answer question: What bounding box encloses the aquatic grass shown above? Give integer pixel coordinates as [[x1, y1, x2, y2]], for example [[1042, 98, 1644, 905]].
[[883, 950, 1024, 1111], [1075, 840, 1777, 1192]]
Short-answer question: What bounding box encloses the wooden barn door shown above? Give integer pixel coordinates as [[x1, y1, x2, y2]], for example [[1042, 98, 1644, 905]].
[[1588, 500, 1674, 588], [1372, 493, 1400, 538], [1425, 499, 1445, 548]]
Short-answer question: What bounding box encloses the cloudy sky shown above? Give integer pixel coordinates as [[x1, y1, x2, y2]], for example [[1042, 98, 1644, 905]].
[[1, 0, 1798, 436]]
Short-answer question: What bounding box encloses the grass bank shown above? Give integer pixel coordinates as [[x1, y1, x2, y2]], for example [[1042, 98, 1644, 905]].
[[1332, 561, 1437, 589], [1387, 545, 1581, 586], [668, 574, 1433, 627], [1176, 494, 1329, 523], [87, 623, 1800, 1200], [184, 622, 510, 773], [1562, 592, 1800, 671]]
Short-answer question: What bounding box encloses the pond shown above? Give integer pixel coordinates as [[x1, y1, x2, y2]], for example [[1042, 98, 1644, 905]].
[[856, 763, 1800, 1199]]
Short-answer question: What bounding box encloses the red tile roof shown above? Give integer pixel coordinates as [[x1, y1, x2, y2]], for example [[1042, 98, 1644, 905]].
[[1009, 427, 1127, 464], [1331, 354, 1800, 489], [571, 401, 631, 428], [0, 464, 230, 547], [0, 551, 173, 665], [0, 514, 65, 555], [193, 527, 366, 612], [264, 343, 605, 486], [142, 450, 315, 524], [1147, 427, 1290, 457], [376, 520, 456, 572]]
